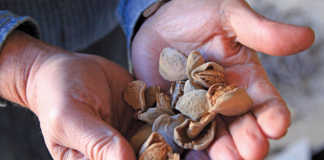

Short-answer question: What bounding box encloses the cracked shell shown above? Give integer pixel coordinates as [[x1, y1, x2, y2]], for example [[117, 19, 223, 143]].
[[207, 84, 253, 116], [183, 80, 204, 94], [159, 48, 187, 81], [130, 124, 152, 153], [145, 86, 160, 107], [139, 132, 179, 160], [191, 62, 225, 88], [139, 132, 167, 155], [156, 92, 173, 114], [152, 114, 186, 153], [174, 119, 217, 150], [137, 107, 173, 125], [170, 81, 185, 108], [175, 90, 209, 121], [123, 80, 146, 110], [186, 51, 205, 81], [187, 112, 217, 139]]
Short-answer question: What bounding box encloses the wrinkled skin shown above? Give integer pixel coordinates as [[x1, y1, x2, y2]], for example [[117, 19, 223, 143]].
[[0, 31, 140, 160], [32, 53, 141, 159], [132, 0, 314, 159], [34, 53, 141, 160]]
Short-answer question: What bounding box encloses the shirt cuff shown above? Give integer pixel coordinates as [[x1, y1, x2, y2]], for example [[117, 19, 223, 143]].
[[0, 11, 40, 52], [117, 0, 158, 47]]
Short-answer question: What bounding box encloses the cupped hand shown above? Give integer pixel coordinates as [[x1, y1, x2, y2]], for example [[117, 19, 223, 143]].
[[132, 0, 314, 159], [27, 52, 139, 160]]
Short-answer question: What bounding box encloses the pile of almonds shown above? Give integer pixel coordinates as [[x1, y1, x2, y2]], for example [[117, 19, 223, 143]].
[[123, 48, 253, 159]]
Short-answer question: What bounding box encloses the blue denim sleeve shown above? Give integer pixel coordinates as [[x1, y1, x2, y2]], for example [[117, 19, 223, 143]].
[[0, 10, 40, 107], [117, 0, 158, 47], [0, 10, 40, 51]]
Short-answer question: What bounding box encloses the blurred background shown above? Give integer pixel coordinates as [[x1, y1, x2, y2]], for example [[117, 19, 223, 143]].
[[248, 0, 324, 159], [0, 0, 323, 159]]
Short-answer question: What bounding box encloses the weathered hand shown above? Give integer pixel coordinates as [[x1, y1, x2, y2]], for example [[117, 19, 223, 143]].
[[31, 52, 143, 159], [0, 31, 139, 160], [132, 0, 314, 159], [27, 52, 139, 160]]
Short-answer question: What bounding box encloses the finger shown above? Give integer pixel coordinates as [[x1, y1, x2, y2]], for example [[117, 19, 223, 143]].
[[66, 110, 135, 160], [249, 80, 291, 139], [51, 145, 85, 160], [223, 53, 291, 139], [208, 117, 242, 160], [223, 0, 315, 56], [228, 113, 269, 160], [42, 105, 136, 160], [42, 131, 86, 160], [77, 53, 135, 136]]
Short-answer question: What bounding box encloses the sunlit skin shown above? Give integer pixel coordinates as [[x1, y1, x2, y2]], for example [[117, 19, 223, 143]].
[[0, 0, 314, 159], [132, 0, 314, 159], [0, 31, 138, 160]]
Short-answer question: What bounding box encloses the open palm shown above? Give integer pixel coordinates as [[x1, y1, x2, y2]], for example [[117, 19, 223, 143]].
[[132, 0, 314, 159]]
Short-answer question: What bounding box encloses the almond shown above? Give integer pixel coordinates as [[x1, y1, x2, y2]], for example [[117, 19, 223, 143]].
[[159, 48, 187, 81], [191, 62, 225, 88], [207, 84, 253, 116], [123, 80, 146, 110], [175, 90, 209, 121]]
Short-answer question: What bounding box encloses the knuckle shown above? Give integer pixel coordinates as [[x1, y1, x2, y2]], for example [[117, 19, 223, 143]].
[[87, 135, 117, 160]]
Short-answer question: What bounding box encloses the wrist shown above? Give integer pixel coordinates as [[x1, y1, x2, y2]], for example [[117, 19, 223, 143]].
[[0, 30, 67, 110]]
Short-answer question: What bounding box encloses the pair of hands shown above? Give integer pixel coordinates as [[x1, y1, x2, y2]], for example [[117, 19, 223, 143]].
[[0, 0, 314, 159]]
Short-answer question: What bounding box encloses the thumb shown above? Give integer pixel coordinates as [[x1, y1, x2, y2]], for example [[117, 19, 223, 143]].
[[43, 106, 136, 160], [224, 0, 315, 56]]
